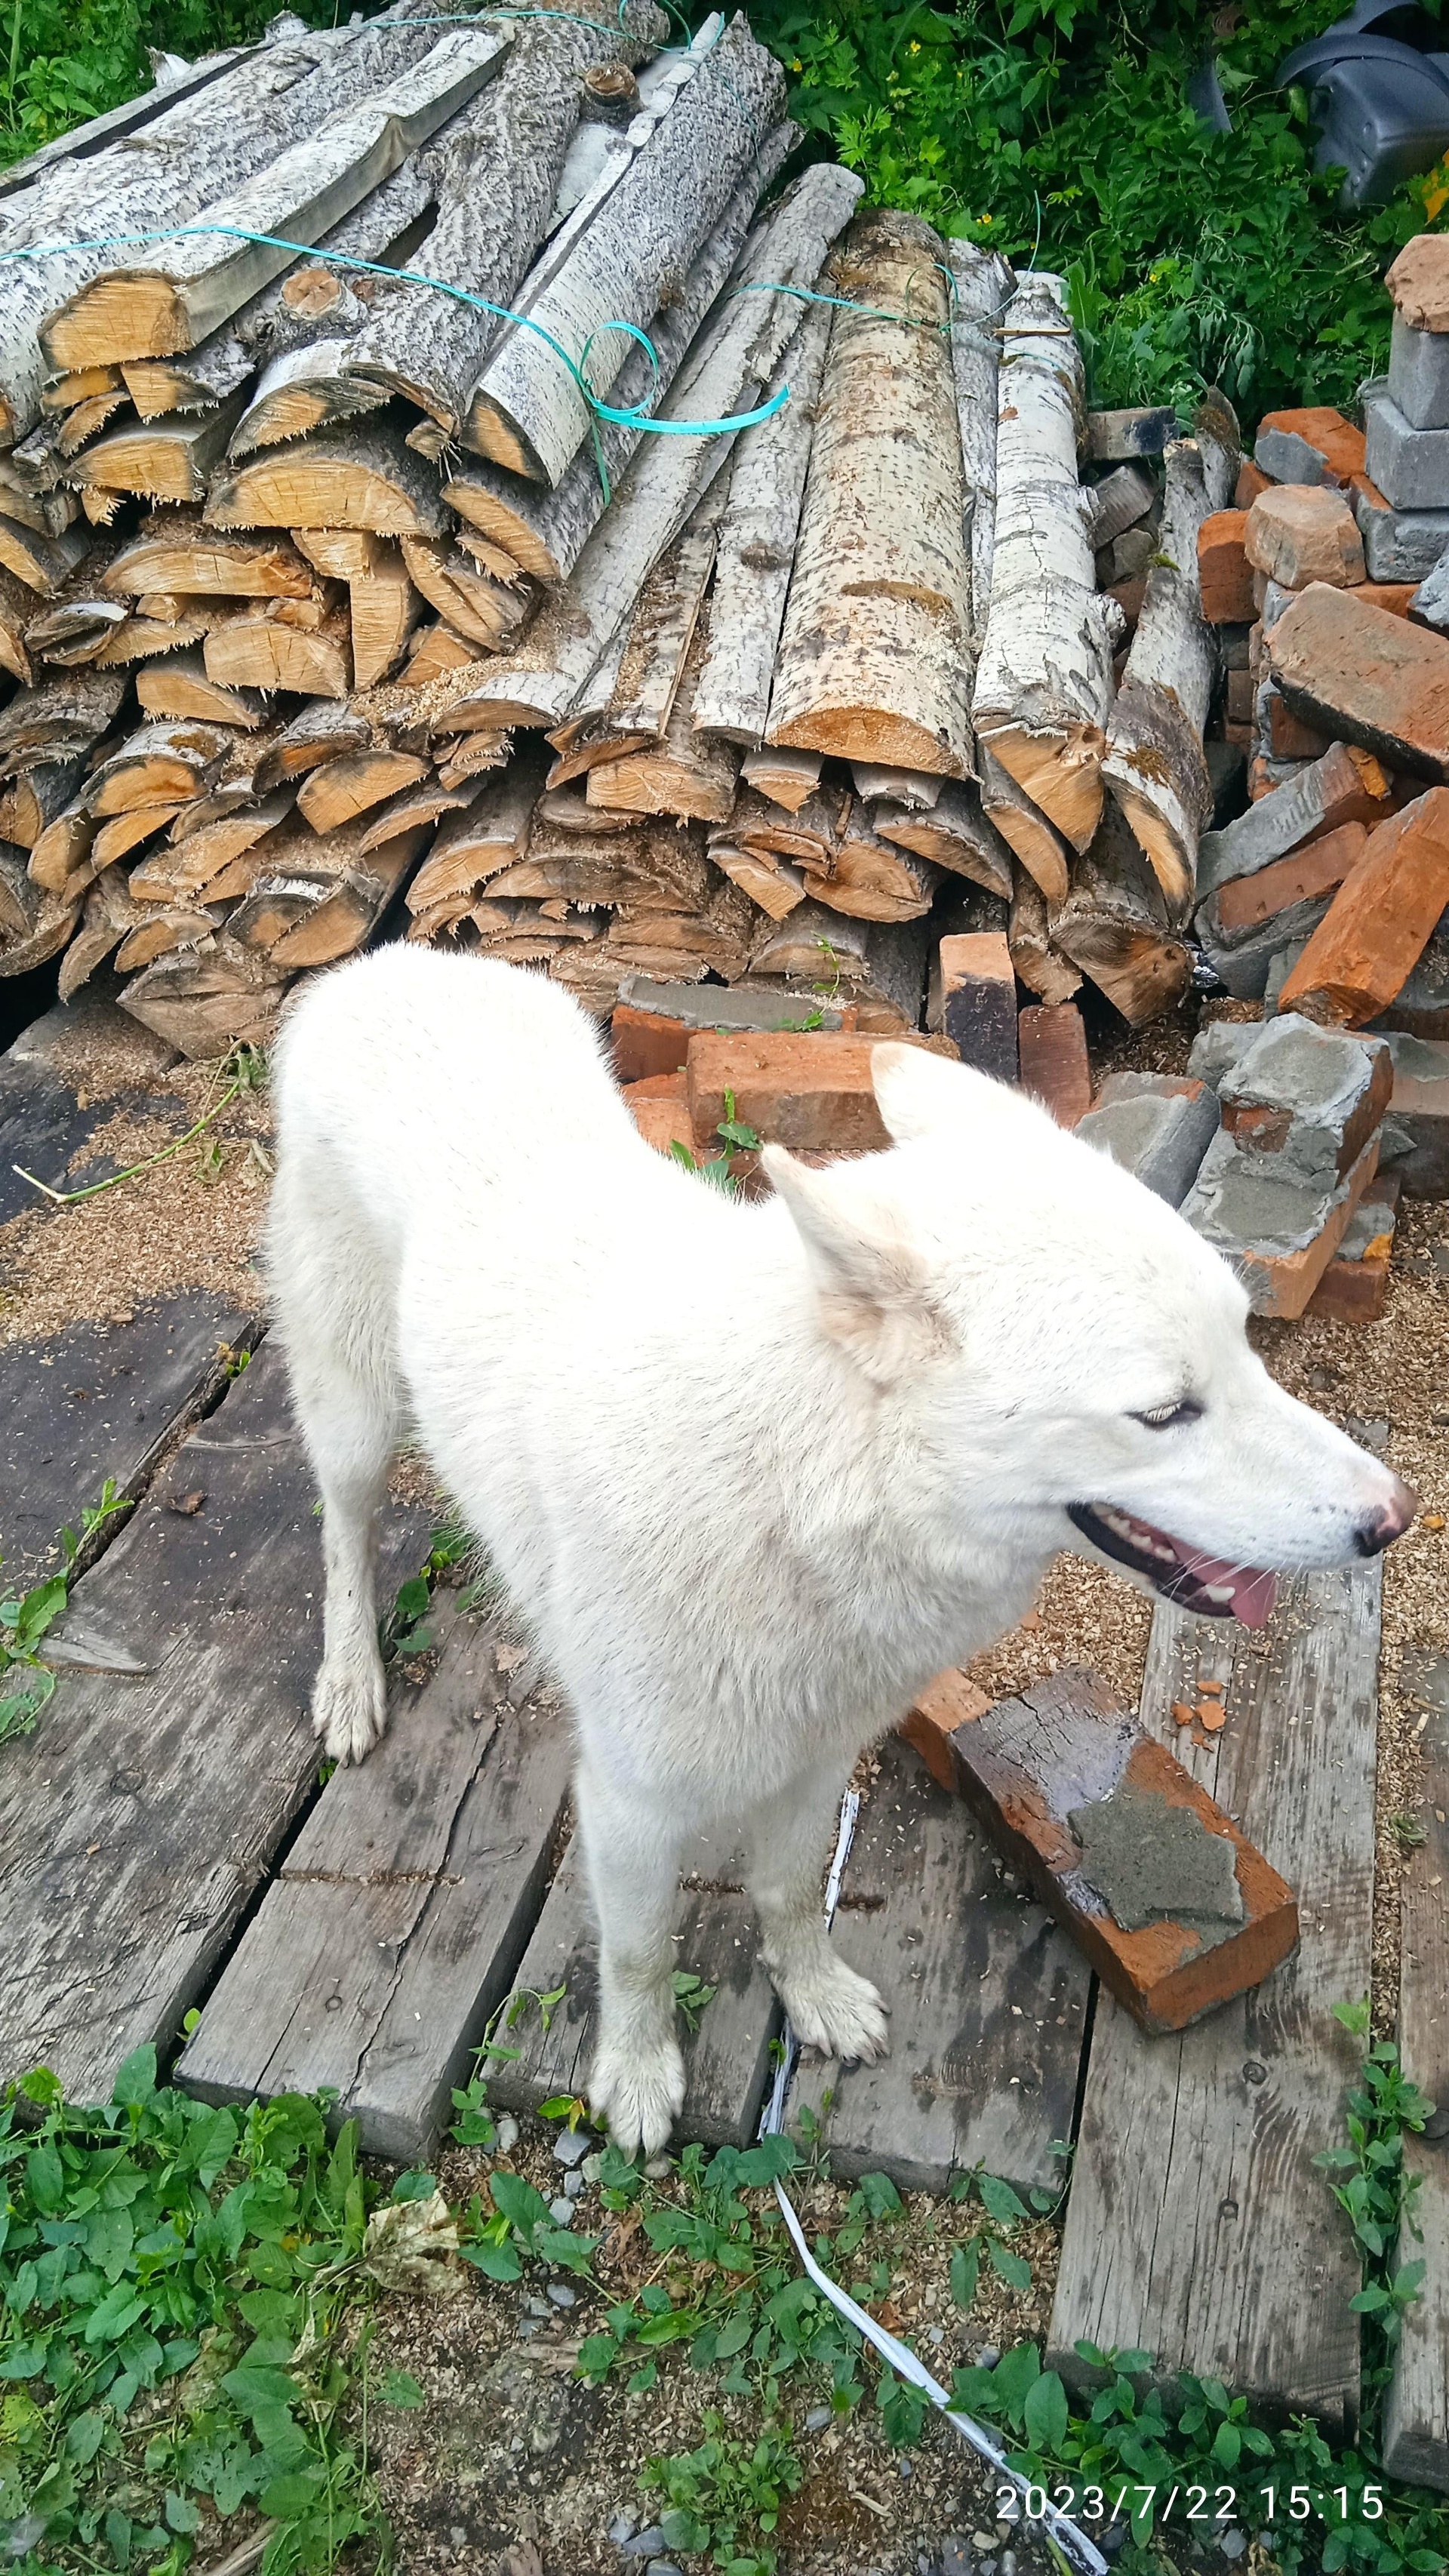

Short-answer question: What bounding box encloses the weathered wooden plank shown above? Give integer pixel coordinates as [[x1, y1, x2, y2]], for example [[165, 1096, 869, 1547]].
[[176, 1609, 572, 2160], [1384, 1691, 1449, 2489], [789, 1734, 1091, 2196], [1048, 1566, 1380, 2433], [0, 986, 181, 1225], [1, 1292, 258, 1583], [488, 1828, 781, 2149], [0, 1340, 429, 2104]]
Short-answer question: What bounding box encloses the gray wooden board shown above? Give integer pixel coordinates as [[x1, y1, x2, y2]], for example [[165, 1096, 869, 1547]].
[[788, 1734, 1092, 2196], [1048, 1565, 1380, 2433], [0, 987, 186, 1226], [1384, 1696, 1449, 2490], [176, 1612, 574, 2161], [0, 1339, 430, 2104], [488, 1830, 782, 2149], [1, 1291, 259, 1583]]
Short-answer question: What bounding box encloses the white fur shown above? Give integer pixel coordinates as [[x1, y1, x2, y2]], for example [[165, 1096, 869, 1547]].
[[268, 947, 1412, 2152]]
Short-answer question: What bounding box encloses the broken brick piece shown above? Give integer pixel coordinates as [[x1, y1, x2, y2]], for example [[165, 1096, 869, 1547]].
[[1217, 1014, 1392, 1183], [1196, 739, 1394, 906], [1245, 486, 1365, 590], [1307, 1172, 1401, 1323], [1198, 511, 1255, 623], [1265, 687, 1332, 762], [1184, 1128, 1382, 1317], [1214, 819, 1369, 937], [903, 1663, 1298, 2033], [1076, 1072, 1220, 1208], [685, 1029, 888, 1155], [897, 1667, 991, 1790], [612, 1003, 693, 1084], [1017, 1000, 1091, 1127], [1277, 789, 1449, 1025], [1380, 1029, 1449, 1197], [1269, 583, 1449, 779], [1254, 407, 1366, 490], [929, 931, 1018, 1082], [1351, 581, 1419, 618], [623, 1069, 693, 1158], [1388, 233, 1449, 332], [1236, 458, 1272, 507]]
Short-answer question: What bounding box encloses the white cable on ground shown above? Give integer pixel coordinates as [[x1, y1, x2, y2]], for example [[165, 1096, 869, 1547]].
[[758, 1787, 1106, 2576]]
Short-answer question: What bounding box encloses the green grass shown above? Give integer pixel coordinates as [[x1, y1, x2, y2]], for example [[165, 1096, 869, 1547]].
[[0, 0, 340, 169]]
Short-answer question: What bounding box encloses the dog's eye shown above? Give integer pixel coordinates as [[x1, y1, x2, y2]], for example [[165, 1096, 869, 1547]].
[[1132, 1400, 1203, 1431]]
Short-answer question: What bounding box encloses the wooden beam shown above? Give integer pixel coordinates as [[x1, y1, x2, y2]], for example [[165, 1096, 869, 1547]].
[[1383, 1694, 1449, 2489]]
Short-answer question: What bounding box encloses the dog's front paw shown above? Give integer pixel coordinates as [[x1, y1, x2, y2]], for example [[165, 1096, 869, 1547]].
[[312, 1652, 388, 1766], [777, 1952, 890, 2064], [589, 2032, 685, 2158]]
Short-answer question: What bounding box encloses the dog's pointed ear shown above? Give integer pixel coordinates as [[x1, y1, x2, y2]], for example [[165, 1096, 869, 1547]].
[[870, 1039, 985, 1143], [763, 1143, 949, 1384]]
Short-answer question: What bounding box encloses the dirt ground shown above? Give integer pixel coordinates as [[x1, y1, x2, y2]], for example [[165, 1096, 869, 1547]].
[[4, 978, 1447, 2572]]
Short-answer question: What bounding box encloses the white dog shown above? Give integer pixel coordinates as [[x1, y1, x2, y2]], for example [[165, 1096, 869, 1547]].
[[269, 946, 1415, 2153]]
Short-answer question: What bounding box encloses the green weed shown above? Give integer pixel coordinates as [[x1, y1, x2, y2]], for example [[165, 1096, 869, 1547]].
[[639, 2411, 804, 2575], [0, 1479, 128, 1745]]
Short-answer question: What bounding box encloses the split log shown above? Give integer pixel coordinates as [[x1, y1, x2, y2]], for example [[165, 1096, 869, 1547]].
[[105, 525, 314, 596], [1008, 866, 1082, 1005], [466, 15, 786, 488], [0, 847, 78, 971], [358, 774, 480, 852], [206, 420, 449, 537], [0, 758, 84, 846], [41, 29, 512, 368], [24, 596, 128, 669], [767, 210, 973, 778], [314, 2, 667, 446], [400, 620, 482, 687], [851, 763, 941, 810], [296, 747, 429, 831], [978, 741, 1071, 903], [398, 538, 533, 651], [605, 483, 724, 740], [747, 900, 930, 1032], [297, 530, 420, 687], [0, 565, 35, 682], [803, 817, 940, 923], [88, 721, 235, 815], [58, 867, 150, 999], [945, 239, 1015, 636], [203, 605, 352, 698], [0, 666, 127, 776], [709, 841, 806, 920], [28, 797, 97, 892], [586, 633, 739, 821], [42, 366, 123, 414], [725, 782, 848, 871], [252, 700, 371, 794], [405, 743, 542, 918], [4, 9, 460, 445], [0, 516, 90, 596], [113, 900, 229, 973], [872, 780, 1014, 901], [1051, 802, 1192, 1026], [440, 158, 864, 737], [118, 931, 289, 1058], [135, 650, 266, 728], [691, 299, 831, 746], [442, 118, 797, 581], [972, 271, 1116, 851], [130, 792, 295, 901], [740, 746, 820, 812], [65, 396, 248, 505], [91, 803, 188, 865], [1101, 439, 1216, 919], [228, 820, 427, 965]]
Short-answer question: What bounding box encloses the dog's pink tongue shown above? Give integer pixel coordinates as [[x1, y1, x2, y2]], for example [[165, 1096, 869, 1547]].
[[1178, 1547, 1278, 1628]]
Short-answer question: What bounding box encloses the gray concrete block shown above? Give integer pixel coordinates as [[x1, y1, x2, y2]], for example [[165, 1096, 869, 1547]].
[[1376, 1028, 1449, 1196], [1075, 1073, 1220, 1207], [1353, 483, 1449, 581], [1187, 1020, 1260, 1088], [1364, 383, 1449, 511], [1086, 406, 1176, 461], [1217, 1014, 1390, 1190], [1254, 426, 1334, 485], [1182, 1128, 1346, 1258], [1389, 312, 1449, 431], [1265, 941, 1312, 1016], [1200, 900, 1332, 1000], [1409, 544, 1449, 632]]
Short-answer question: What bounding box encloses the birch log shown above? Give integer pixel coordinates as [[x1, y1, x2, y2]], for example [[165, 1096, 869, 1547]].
[[945, 239, 1014, 637], [972, 271, 1115, 852], [1051, 802, 1192, 1026], [0, 6, 452, 445], [1008, 865, 1081, 1005], [691, 297, 831, 746], [465, 13, 785, 485], [977, 739, 1070, 903], [766, 210, 974, 779], [1101, 439, 1216, 921], [441, 119, 796, 579], [42, 30, 511, 368], [436, 162, 864, 733]]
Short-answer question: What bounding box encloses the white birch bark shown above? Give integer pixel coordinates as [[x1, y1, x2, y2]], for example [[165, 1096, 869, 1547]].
[[1101, 437, 1217, 922], [972, 270, 1116, 853], [946, 239, 1014, 638], [767, 210, 973, 779]]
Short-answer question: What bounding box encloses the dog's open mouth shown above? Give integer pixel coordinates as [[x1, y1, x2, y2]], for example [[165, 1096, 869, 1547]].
[[1068, 1503, 1278, 1627]]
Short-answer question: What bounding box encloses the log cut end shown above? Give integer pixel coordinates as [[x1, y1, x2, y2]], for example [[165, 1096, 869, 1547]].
[[443, 476, 565, 583], [978, 716, 1106, 854], [44, 274, 190, 371], [768, 704, 970, 781], [1102, 759, 1200, 920]]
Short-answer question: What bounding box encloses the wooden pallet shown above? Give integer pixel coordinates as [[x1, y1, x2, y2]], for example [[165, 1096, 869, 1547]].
[[1384, 1691, 1449, 2490], [488, 1825, 782, 2150], [1048, 1566, 1380, 2434], [787, 1734, 1091, 2196], [0, 1340, 429, 2104], [177, 1605, 573, 2159]]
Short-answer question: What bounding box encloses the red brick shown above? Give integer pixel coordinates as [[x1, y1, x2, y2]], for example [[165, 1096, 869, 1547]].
[[685, 1030, 890, 1154], [624, 1070, 694, 1157], [612, 1003, 692, 1083], [1351, 582, 1418, 620], [1266, 689, 1332, 761], [903, 1664, 1299, 2033], [1245, 485, 1364, 589], [1235, 1134, 1382, 1318], [1214, 818, 1369, 935], [1269, 584, 1449, 779], [1257, 406, 1366, 486], [1235, 458, 1272, 507], [1198, 510, 1255, 623], [1386, 233, 1449, 331], [1106, 574, 1146, 632], [1226, 666, 1255, 723], [931, 931, 1018, 1082], [1308, 1174, 1401, 1325], [1278, 789, 1449, 1025], [1017, 1001, 1091, 1127]]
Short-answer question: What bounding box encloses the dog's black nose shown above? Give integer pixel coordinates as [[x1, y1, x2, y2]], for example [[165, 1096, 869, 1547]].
[[1355, 1480, 1421, 1556]]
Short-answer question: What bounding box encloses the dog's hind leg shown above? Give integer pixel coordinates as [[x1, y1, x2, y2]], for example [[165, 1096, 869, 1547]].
[[270, 1155, 402, 1768], [575, 1758, 689, 2157], [743, 1759, 890, 2065]]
